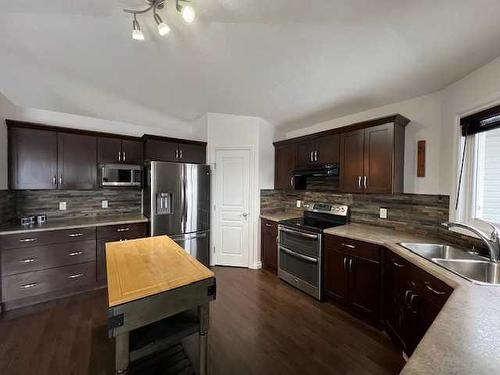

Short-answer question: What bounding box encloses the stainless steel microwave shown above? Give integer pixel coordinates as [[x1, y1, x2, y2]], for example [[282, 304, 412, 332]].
[[99, 164, 142, 187]]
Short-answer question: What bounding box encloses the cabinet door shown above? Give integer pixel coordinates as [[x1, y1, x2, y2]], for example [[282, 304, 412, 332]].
[[121, 139, 144, 165], [58, 133, 97, 190], [324, 248, 349, 304], [340, 129, 364, 192], [144, 139, 178, 162], [96, 239, 107, 284], [383, 251, 411, 348], [8, 127, 58, 190], [178, 143, 206, 164], [275, 144, 297, 189], [363, 123, 394, 193], [261, 220, 278, 273], [348, 256, 380, 320], [97, 137, 121, 164], [296, 140, 315, 167], [316, 134, 340, 165]]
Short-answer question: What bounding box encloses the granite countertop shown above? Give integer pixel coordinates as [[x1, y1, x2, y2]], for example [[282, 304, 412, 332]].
[[325, 223, 500, 374], [0, 214, 148, 235], [260, 211, 300, 222]]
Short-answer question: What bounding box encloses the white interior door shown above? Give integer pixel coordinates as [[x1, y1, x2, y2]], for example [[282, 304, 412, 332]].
[[214, 149, 251, 267]]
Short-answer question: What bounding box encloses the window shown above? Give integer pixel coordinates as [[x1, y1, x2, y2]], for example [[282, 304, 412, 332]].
[[456, 105, 500, 230], [474, 128, 500, 224]]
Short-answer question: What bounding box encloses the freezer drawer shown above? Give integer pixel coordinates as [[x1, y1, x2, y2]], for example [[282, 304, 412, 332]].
[[170, 231, 210, 266]]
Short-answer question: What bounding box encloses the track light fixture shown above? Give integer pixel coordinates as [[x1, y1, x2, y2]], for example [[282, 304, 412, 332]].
[[124, 0, 195, 41]]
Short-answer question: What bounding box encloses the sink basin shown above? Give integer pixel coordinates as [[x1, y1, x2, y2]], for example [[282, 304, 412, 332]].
[[433, 259, 500, 285], [399, 243, 482, 261]]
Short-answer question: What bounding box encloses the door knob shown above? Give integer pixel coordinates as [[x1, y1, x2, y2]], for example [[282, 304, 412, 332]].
[[242, 212, 248, 218]]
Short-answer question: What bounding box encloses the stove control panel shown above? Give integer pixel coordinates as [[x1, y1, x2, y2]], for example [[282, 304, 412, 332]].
[[309, 203, 349, 217]]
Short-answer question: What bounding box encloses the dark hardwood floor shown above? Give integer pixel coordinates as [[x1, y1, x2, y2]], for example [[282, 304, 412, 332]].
[[0, 267, 405, 375]]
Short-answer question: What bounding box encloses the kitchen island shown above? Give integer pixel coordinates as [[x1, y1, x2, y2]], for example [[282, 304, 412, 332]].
[[106, 235, 216, 374]]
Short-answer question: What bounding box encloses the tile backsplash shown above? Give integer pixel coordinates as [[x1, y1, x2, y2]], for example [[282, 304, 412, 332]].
[[1, 189, 142, 224], [261, 189, 487, 253]]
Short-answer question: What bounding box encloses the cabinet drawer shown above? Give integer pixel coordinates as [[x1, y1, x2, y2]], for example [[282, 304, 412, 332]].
[[261, 219, 278, 235], [1, 240, 96, 276], [325, 235, 380, 261], [97, 222, 147, 241], [2, 261, 96, 301], [0, 227, 96, 250]]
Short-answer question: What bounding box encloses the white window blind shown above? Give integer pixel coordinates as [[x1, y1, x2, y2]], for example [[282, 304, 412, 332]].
[[475, 127, 500, 224]]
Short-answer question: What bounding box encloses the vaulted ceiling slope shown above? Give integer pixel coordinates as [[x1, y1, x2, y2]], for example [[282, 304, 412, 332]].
[[1, 0, 500, 132]]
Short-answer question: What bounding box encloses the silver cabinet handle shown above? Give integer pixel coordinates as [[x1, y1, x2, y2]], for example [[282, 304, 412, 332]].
[[19, 238, 37, 243], [358, 176, 362, 189], [19, 257, 36, 263], [175, 149, 179, 159], [69, 251, 83, 256], [341, 243, 355, 249], [21, 282, 38, 289], [180, 149, 183, 159], [404, 290, 412, 304], [392, 259, 405, 268], [314, 151, 318, 162], [348, 258, 353, 272], [424, 282, 446, 295], [280, 227, 319, 239], [116, 228, 130, 232], [280, 246, 318, 263], [68, 273, 84, 279], [343, 256, 347, 270], [265, 223, 273, 228], [68, 233, 83, 237], [118, 151, 122, 161], [290, 175, 295, 188], [364, 176, 367, 189], [59, 176, 63, 185], [52, 176, 57, 185], [123, 152, 126, 162]]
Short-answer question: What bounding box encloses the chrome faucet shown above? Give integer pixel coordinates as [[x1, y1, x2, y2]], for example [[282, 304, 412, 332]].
[[442, 221, 500, 263]]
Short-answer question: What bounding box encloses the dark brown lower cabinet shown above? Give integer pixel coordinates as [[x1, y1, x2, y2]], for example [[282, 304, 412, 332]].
[[261, 219, 278, 274], [382, 248, 453, 355], [324, 235, 381, 323]]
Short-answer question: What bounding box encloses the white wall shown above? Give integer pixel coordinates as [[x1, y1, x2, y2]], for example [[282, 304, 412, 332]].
[[0, 93, 17, 189], [206, 113, 275, 269]]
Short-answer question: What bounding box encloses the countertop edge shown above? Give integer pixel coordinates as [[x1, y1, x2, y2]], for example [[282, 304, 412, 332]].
[[0, 216, 149, 235]]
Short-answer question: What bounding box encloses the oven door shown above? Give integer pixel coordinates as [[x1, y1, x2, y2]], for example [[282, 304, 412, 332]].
[[278, 226, 322, 299]]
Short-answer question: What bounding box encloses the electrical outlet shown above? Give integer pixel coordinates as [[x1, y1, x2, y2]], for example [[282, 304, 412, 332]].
[[380, 208, 388, 219], [296, 200, 302, 208], [102, 200, 109, 209], [59, 202, 67, 211]]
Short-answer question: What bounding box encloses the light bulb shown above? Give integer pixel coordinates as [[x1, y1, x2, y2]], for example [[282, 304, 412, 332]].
[[132, 29, 145, 40], [132, 18, 145, 40], [181, 5, 195, 23], [158, 22, 171, 36]]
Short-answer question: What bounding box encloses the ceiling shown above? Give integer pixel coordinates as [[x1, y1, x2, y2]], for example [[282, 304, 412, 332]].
[[1, 0, 500, 132]]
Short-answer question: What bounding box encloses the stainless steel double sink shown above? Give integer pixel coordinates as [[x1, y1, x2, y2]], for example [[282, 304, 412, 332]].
[[399, 243, 500, 286]]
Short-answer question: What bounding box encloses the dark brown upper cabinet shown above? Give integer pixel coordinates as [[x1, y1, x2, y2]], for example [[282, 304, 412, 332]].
[[143, 135, 206, 164], [274, 143, 297, 190], [296, 134, 340, 167], [8, 126, 58, 190], [98, 137, 143, 165], [339, 117, 408, 194], [57, 133, 97, 190]]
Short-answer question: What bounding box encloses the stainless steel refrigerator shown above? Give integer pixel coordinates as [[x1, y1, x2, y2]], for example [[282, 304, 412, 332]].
[[143, 161, 211, 265]]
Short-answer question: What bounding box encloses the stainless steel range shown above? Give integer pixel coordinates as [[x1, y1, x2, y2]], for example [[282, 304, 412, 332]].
[[278, 203, 349, 300]]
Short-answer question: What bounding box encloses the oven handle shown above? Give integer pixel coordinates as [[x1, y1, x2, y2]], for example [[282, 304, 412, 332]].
[[279, 227, 319, 239], [279, 246, 318, 263]]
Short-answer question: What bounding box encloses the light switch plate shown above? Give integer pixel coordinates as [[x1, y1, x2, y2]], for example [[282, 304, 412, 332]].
[[380, 208, 388, 219], [296, 200, 302, 208], [59, 202, 67, 211], [102, 200, 109, 209]]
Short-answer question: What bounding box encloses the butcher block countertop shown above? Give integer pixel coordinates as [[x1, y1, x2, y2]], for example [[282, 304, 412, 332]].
[[106, 236, 215, 307]]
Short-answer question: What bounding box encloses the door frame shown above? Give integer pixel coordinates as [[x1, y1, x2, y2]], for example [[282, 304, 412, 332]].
[[211, 146, 257, 269]]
